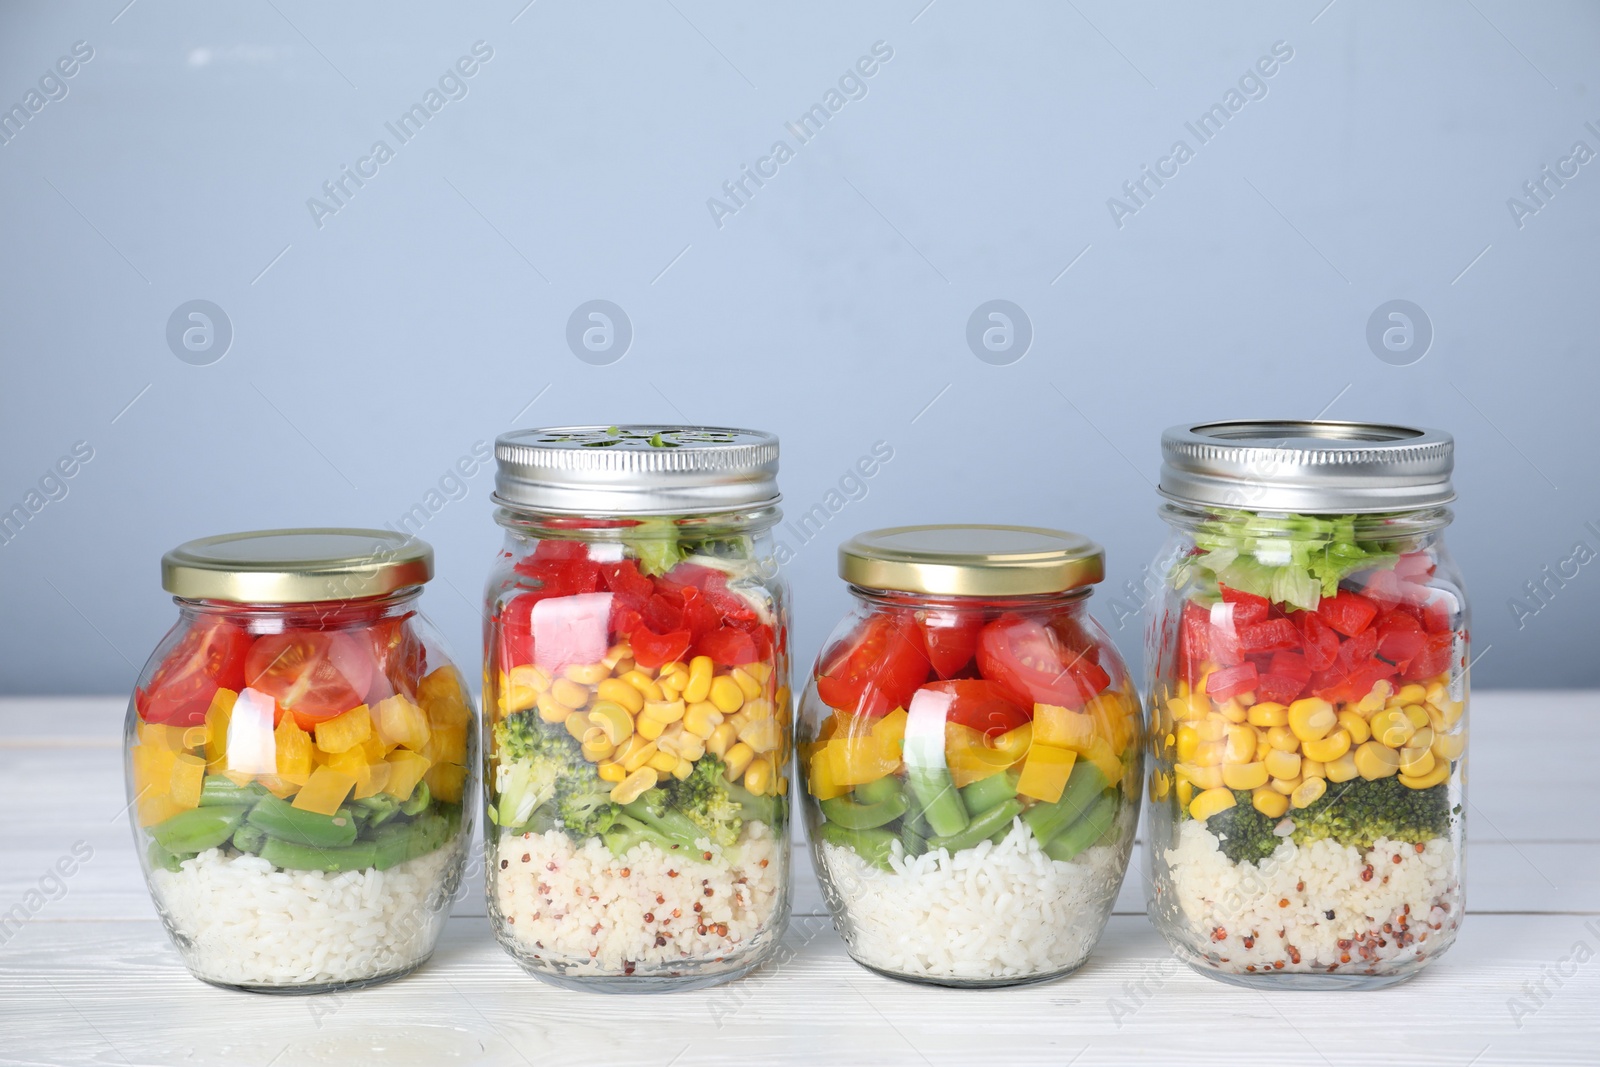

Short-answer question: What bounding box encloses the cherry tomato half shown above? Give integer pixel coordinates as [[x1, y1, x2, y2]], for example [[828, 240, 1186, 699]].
[[919, 679, 1029, 737], [367, 616, 426, 702], [976, 613, 1110, 710], [138, 616, 252, 727], [244, 630, 374, 729], [917, 609, 982, 678], [815, 612, 930, 718]]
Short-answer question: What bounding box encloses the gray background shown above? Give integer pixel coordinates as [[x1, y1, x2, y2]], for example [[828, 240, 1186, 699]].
[[1, 0, 1596, 695]]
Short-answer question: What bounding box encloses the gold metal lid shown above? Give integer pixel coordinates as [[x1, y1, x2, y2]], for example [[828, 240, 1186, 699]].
[[161, 529, 433, 604], [838, 525, 1105, 597]]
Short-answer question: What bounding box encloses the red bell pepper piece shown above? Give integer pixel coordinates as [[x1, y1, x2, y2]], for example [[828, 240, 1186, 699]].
[[1238, 618, 1301, 653], [1267, 650, 1312, 684], [630, 626, 692, 669], [1209, 604, 1244, 668], [1205, 663, 1258, 702], [1179, 601, 1212, 681], [1254, 673, 1306, 705], [1402, 631, 1456, 682], [1294, 610, 1341, 672], [1375, 610, 1426, 669], [1317, 590, 1379, 637], [1219, 584, 1270, 626]]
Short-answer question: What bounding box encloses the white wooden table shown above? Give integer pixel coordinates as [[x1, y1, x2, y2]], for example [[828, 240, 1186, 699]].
[[1, 692, 1595, 1067]]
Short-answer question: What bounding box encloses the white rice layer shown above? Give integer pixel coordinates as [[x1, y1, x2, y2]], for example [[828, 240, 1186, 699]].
[[816, 820, 1125, 982], [493, 821, 783, 976], [1163, 819, 1460, 973], [151, 844, 459, 988]]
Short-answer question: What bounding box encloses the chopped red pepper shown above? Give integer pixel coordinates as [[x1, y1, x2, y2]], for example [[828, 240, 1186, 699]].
[[1375, 610, 1426, 670], [1238, 618, 1301, 653], [1254, 673, 1306, 705], [1205, 663, 1259, 702], [630, 626, 693, 669], [1219, 585, 1270, 626], [1317, 590, 1379, 637]]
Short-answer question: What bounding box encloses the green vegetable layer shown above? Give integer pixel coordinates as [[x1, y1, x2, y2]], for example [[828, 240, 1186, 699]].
[[1202, 776, 1454, 864]]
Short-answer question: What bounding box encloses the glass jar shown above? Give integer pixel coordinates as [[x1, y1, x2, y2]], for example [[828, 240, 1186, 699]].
[[126, 529, 476, 993], [800, 526, 1142, 987], [483, 425, 791, 991], [1146, 421, 1467, 989]]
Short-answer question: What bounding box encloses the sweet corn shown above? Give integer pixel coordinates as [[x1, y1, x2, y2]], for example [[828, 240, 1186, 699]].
[[564, 662, 608, 686], [622, 740, 659, 773], [602, 643, 632, 670], [1176, 762, 1224, 790], [723, 741, 755, 780], [1326, 751, 1360, 783], [1399, 745, 1436, 777], [1260, 748, 1299, 780], [1291, 776, 1326, 809], [675, 733, 706, 761], [1270, 776, 1300, 796], [1189, 787, 1236, 822], [774, 685, 791, 711], [1254, 735, 1273, 762], [1176, 778, 1194, 809], [551, 678, 592, 711], [725, 711, 750, 737], [683, 656, 714, 704], [1267, 725, 1301, 753], [1435, 698, 1465, 730], [742, 698, 775, 723], [1431, 730, 1466, 762], [1337, 710, 1370, 744], [1354, 740, 1401, 780], [647, 750, 680, 775], [612, 735, 648, 764], [589, 700, 634, 745], [684, 702, 724, 739], [1392, 683, 1427, 707], [1196, 717, 1228, 742], [707, 722, 738, 758], [1219, 699, 1249, 724], [743, 661, 772, 684], [642, 699, 686, 725], [1409, 725, 1434, 753], [1195, 740, 1227, 767], [1402, 705, 1431, 731], [657, 671, 687, 698], [537, 691, 573, 724], [597, 760, 626, 783], [730, 667, 763, 700], [1425, 680, 1450, 707], [1222, 761, 1269, 791], [637, 715, 665, 741], [563, 711, 593, 741], [505, 664, 550, 712], [580, 728, 614, 763], [672, 757, 695, 781], [621, 670, 665, 702], [610, 766, 658, 805], [1399, 761, 1450, 789], [1150, 770, 1171, 800], [1224, 725, 1256, 764], [1302, 729, 1351, 763], [1301, 759, 1325, 779], [1288, 698, 1336, 742], [1175, 724, 1201, 762], [744, 758, 773, 796], [709, 676, 745, 714], [597, 678, 645, 715], [1252, 786, 1289, 818], [1356, 679, 1393, 714], [1247, 702, 1288, 727], [739, 717, 782, 754], [1369, 709, 1415, 749]]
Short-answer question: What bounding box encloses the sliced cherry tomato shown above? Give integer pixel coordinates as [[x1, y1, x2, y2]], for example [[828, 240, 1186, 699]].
[[1317, 590, 1379, 637], [631, 626, 693, 670], [920, 679, 1029, 737], [138, 616, 252, 726], [1204, 662, 1258, 703], [367, 616, 426, 702], [244, 631, 373, 728], [917, 609, 982, 678], [976, 614, 1109, 711], [815, 613, 930, 718]]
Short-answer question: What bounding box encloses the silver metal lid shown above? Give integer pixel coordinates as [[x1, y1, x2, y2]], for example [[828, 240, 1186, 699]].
[[162, 528, 433, 603], [494, 425, 780, 516], [1159, 420, 1455, 513]]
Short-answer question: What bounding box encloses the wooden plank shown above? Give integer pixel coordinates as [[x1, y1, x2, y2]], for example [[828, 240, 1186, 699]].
[[0, 914, 1594, 1066]]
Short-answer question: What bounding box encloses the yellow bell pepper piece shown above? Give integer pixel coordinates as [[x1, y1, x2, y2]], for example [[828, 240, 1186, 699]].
[[806, 745, 850, 801], [136, 720, 190, 753], [291, 765, 357, 815], [170, 752, 206, 810], [130, 742, 177, 803], [870, 708, 908, 758], [990, 722, 1033, 764], [825, 734, 901, 787], [424, 720, 470, 768], [419, 666, 473, 729], [372, 694, 431, 751], [273, 716, 314, 779], [1032, 703, 1097, 751], [424, 761, 467, 803], [203, 688, 237, 770], [384, 749, 431, 802], [137, 790, 186, 828], [355, 760, 392, 800], [324, 746, 372, 791], [943, 722, 1017, 788], [1016, 741, 1077, 803], [1078, 735, 1122, 787], [314, 704, 372, 754]]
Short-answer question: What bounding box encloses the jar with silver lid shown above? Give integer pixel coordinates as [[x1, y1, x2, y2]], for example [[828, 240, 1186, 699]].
[[1145, 421, 1467, 989], [483, 425, 792, 991], [126, 529, 476, 992]]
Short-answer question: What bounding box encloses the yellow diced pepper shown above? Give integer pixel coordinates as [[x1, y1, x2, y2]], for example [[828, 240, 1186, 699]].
[[1078, 735, 1123, 787], [825, 735, 901, 787], [204, 688, 237, 769], [314, 704, 372, 754], [384, 749, 431, 801], [806, 745, 851, 801], [291, 765, 357, 815], [1016, 742, 1077, 803], [425, 720, 470, 768], [170, 752, 206, 809], [131, 743, 177, 803], [273, 716, 314, 779], [1032, 703, 1097, 751], [136, 720, 189, 753], [870, 707, 908, 758], [137, 790, 185, 828], [990, 722, 1033, 764], [418, 666, 473, 729], [372, 694, 431, 751], [424, 761, 466, 803]]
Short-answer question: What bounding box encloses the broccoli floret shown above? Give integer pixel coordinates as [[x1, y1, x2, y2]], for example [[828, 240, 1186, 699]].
[[492, 710, 602, 832], [556, 774, 620, 836], [1205, 792, 1284, 865], [1292, 777, 1451, 850], [663, 754, 780, 848]]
